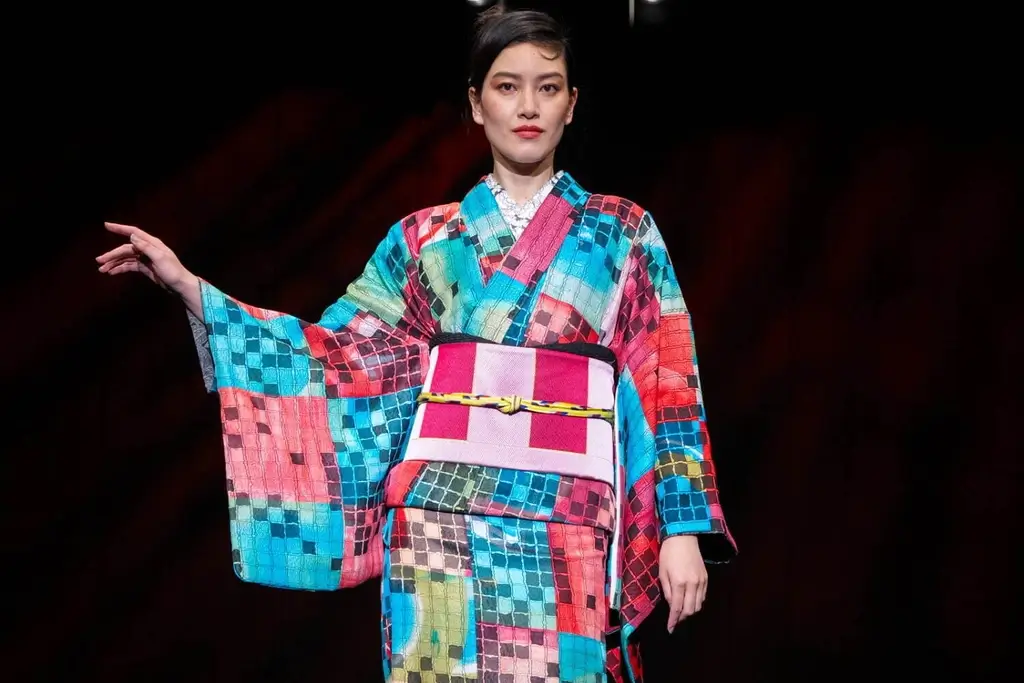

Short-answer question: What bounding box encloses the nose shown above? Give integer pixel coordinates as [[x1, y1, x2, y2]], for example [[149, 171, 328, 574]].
[[518, 91, 539, 119]]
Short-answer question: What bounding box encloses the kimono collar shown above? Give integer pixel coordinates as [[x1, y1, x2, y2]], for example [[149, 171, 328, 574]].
[[484, 170, 565, 236]]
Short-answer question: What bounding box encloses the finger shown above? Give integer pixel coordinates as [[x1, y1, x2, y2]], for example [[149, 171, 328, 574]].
[[105, 261, 143, 276], [110, 260, 158, 280], [660, 569, 673, 630], [105, 221, 164, 246], [104, 221, 140, 236], [99, 259, 127, 273], [681, 581, 698, 619], [667, 584, 685, 633], [129, 233, 165, 261], [697, 577, 707, 612], [99, 254, 144, 273], [96, 243, 135, 264]]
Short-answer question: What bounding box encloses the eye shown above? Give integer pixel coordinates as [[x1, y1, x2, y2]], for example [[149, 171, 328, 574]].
[[541, 84, 561, 93], [497, 83, 515, 92]]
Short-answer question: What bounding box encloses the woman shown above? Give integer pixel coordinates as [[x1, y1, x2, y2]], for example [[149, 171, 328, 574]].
[[96, 7, 736, 682]]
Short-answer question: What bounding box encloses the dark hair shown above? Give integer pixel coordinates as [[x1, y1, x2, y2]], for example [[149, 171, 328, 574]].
[[467, 6, 574, 93]]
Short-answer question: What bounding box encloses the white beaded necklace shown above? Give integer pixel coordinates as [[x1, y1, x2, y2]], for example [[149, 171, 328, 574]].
[[485, 170, 563, 235]]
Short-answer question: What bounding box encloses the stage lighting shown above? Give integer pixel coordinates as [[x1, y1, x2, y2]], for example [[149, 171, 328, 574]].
[[631, 0, 668, 26]]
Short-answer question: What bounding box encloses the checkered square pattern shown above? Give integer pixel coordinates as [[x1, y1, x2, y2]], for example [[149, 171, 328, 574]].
[[220, 392, 336, 504], [525, 293, 600, 346], [494, 627, 560, 682], [383, 508, 608, 682], [384, 462, 616, 532], [384, 509, 478, 682], [228, 496, 344, 590], [197, 171, 735, 683], [468, 516, 557, 632]]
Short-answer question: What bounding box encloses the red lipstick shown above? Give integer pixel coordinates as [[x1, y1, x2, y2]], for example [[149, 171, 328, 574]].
[[513, 125, 543, 139]]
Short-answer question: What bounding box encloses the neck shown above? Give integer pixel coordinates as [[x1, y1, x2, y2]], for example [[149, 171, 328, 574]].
[[490, 151, 556, 204]]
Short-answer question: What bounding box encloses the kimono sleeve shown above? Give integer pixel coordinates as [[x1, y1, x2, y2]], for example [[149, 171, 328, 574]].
[[189, 219, 435, 591], [616, 211, 737, 563]]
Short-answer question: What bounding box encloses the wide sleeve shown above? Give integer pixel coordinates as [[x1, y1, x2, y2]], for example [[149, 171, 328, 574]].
[[612, 211, 737, 570], [190, 218, 436, 591]]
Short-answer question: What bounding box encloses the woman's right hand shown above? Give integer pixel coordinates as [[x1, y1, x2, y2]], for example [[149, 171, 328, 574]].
[[96, 221, 192, 291], [97, 221, 204, 318]]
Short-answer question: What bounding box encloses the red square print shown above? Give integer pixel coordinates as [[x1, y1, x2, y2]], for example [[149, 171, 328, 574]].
[[220, 389, 335, 504]]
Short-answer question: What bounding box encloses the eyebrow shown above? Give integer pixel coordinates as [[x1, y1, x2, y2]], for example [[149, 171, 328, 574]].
[[490, 71, 565, 81]]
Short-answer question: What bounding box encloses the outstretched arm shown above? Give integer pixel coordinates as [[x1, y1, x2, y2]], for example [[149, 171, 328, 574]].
[[97, 213, 439, 591]]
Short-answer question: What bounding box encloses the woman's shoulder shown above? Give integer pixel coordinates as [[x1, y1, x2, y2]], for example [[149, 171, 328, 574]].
[[399, 201, 462, 227], [581, 190, 653, 231], [390, 201, 464, 253]]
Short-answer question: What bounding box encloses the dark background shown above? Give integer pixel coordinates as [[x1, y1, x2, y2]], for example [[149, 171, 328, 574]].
[[3, 1, 1018, 681]]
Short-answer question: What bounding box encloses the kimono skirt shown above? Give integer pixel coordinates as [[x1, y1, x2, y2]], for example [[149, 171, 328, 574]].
[[378, 337, 620, 682]]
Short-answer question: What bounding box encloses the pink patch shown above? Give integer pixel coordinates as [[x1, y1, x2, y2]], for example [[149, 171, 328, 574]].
[[499, 194, 574, 284], [419, 343, 475, 439], [494, 625, 559, 681], [465, 344, 536, 449], [219, 390, 335, 503], [232, 299, 282, 321], [529, 349, 589, 453]]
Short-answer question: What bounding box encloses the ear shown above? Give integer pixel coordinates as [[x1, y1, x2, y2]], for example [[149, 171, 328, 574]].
[[564, 87, 578, 125], [468, 87, 484, 125]]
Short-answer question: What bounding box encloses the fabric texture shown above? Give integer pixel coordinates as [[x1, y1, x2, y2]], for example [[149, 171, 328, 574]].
[[382, 506, 612, 682], [191, 172, 737, 682]]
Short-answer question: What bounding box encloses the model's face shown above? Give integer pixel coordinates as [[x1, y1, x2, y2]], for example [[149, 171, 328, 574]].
[[469, 42, 577, 167]]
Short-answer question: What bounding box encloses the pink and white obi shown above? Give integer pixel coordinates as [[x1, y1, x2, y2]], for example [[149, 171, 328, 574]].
[[403, 341, 618, 489]]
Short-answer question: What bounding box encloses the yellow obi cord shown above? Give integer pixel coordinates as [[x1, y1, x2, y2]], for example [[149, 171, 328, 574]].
[[417, 391, 614, 424]]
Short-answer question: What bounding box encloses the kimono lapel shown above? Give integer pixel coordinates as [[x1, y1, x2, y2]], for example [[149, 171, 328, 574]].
[[458, 172, 590, 342], [458, 178, 513, 287], [487, 172, 586, 289]]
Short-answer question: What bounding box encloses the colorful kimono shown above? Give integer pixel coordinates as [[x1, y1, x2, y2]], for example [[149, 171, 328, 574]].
[[189, 171, 736, 683]]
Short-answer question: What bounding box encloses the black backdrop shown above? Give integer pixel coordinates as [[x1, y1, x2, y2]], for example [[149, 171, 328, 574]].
[[3, 1, 1018, 681]]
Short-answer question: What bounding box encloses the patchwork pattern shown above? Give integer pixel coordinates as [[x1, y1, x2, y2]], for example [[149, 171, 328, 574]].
[[228, 497, 343, 590], [384, 508, 477, 682], [527, 293, 601, 346], [196, 171, 736, 683], [383, 508, 608, 683], [384, 461, 616, 534]]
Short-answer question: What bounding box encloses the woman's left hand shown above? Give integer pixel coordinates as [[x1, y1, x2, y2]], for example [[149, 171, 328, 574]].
[[659, 534, 707, 633]]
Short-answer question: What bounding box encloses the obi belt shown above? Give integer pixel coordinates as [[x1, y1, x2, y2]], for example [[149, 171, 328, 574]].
[[396, 333, 624, 608]]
